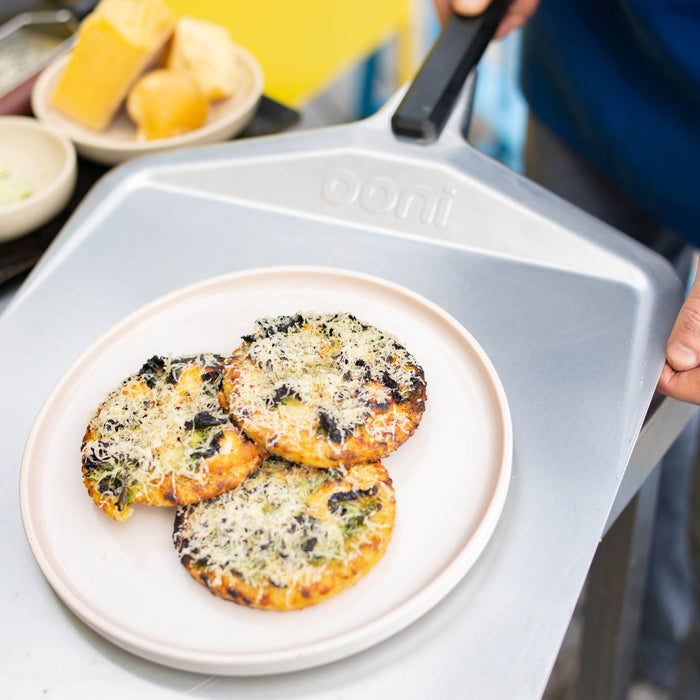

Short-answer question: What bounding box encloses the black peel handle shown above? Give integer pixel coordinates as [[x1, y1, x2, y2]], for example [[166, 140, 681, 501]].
[[391, 0, 511, 143]]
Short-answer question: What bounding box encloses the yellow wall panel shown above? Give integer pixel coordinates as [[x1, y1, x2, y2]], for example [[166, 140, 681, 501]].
[[164, 0, 415, 106]]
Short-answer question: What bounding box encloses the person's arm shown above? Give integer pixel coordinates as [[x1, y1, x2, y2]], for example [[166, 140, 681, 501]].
[[658, 260, 700, 404], [432, 0, 540, 36]]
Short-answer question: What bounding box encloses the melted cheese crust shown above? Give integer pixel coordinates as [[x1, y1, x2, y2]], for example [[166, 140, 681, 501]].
[[81, 353, 266, 521], [173, 457, 395, 610], [223, 312, 426, 467]]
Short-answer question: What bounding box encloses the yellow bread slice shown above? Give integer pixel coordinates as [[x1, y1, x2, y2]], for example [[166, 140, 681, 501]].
[[51, 0, 176, 131], [165, 17, 239, 101], [127, 69, 207, 140]]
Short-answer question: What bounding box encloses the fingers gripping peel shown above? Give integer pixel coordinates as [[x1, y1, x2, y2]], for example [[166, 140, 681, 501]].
[[657, 262, 700, 404]]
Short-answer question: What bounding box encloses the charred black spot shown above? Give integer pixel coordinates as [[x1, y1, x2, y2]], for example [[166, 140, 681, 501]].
[[381, 371, 404, 402], [226, 587, 252, 605], [103, 419, 124, 432], [240, 430, 256, 444], [173, 510, 187, 533], [241, 333, 256, 343], [83, 455, 104, 473], [409, 375, 424, 396], [200, 368, 223, 386], [184, 411, 228, 430], [238, 432, 255, 445], [354, 358, 366, 367], [138, 355, 165, 383], [268, 578, 288, 589], [138, 355, 165, 386], [163, 491, 178, 504], [301, 588, 311, 598], [273, 313, 304, 336], [381, 370, 399, 392], [265, 383, 301, 408], [328, 486, 379, 513], [116, 483, 130, 511], [342, 371, 352, 381], [196, 556, 210, 567], [301, 537, 318, 552], [190, 430, 224, 459], [164, 366, 182, 385], [98, 474, 120, 494], [318, 410, 345, 443]]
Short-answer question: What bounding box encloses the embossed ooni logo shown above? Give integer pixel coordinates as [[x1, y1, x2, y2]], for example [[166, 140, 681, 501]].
[[321, 168, 455, 228]]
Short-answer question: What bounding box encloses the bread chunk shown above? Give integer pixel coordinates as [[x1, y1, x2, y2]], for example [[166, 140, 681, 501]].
[[51, 0, 175, 131], [164, 17, 239, 101], [127, 69, 207, 140]]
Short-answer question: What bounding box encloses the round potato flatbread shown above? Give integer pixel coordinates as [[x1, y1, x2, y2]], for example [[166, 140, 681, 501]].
[[223, 312, 426, 468], [81, 353, 266, 521], [173, 457, 396, 610]]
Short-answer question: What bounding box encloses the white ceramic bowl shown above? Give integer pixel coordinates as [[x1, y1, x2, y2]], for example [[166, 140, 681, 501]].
[[31, 47, 264, 166], [0, 116, 77, 242]]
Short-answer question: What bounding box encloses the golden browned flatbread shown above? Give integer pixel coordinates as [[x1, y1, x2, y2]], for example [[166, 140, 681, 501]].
[[223, 312, 426, 468], [81, 353, 266, 521], [173, 457, 395, 610]]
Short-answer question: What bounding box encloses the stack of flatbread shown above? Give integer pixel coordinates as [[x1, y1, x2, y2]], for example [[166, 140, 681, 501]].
[[81, 312, 426, 610]]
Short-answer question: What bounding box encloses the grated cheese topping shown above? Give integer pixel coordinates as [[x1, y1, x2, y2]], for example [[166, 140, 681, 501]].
[[174, 458, 392, 590], [82, 353, 230, 511], [229, 312, 425, 444]]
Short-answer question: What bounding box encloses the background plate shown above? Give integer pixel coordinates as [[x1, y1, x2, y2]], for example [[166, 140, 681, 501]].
[[31, 47, 263, 165], [20, 266, 512, 675]]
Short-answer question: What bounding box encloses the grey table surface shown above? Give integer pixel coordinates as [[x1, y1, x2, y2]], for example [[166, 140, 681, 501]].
[[1, 91, 697, 699]]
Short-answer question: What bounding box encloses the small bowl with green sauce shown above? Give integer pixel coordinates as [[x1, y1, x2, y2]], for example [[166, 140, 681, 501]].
[[0, 116, 76, 242]]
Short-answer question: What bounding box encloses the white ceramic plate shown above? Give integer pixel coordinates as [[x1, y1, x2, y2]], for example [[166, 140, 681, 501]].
[[20, 266, 512, 676], [31, 47, 263, 165]]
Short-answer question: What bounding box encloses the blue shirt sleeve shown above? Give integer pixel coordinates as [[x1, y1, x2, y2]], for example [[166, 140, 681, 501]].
[[521, 0, 700, 244]]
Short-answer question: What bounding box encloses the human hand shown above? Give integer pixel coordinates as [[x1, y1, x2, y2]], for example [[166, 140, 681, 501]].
[[658, 260, 700, 404], [432, 0, 541, 38]]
